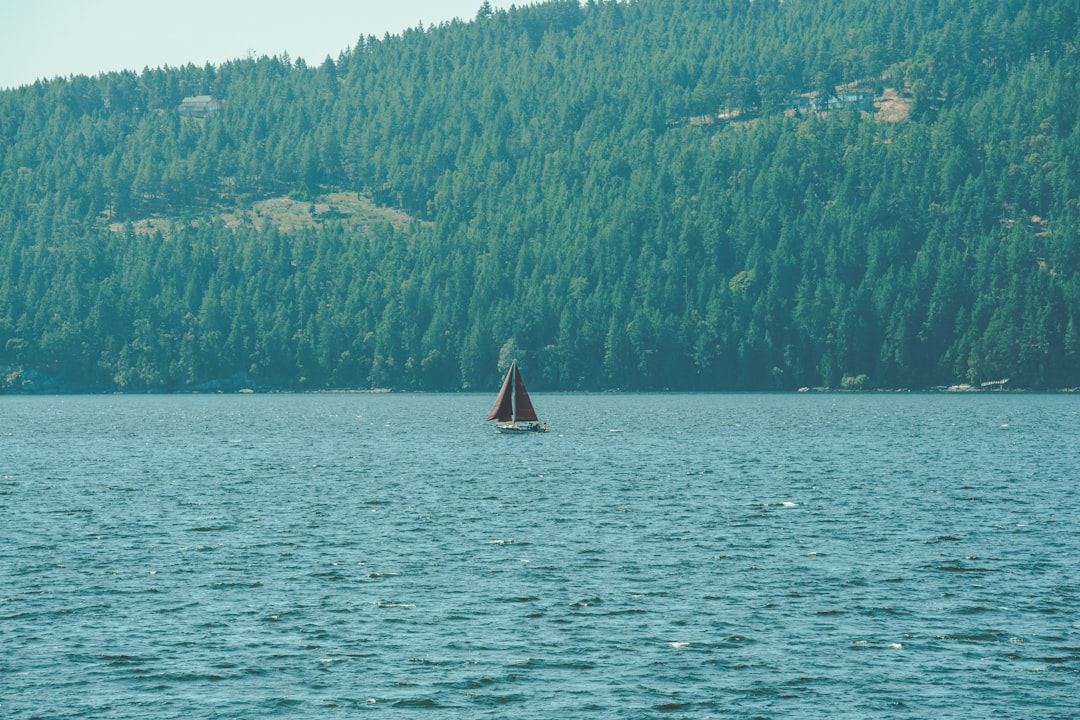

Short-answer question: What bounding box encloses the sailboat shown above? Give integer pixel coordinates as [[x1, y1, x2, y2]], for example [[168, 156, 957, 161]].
[[487, 361, 549, 433]]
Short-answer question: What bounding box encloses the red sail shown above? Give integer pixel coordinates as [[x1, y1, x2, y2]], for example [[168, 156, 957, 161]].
[[487, 362, 539, 422], [487, 365, 515, 421], [512, 367, 539, 421]]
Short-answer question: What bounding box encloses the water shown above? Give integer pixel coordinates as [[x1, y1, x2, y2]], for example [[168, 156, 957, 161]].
[[2, 392, 1078, 719]]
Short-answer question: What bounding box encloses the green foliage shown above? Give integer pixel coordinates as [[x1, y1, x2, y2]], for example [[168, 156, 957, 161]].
[[2, 0, 1079, 392]]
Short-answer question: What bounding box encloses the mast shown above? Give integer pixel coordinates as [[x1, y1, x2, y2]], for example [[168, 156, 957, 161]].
[[511, 362, 518, 421]]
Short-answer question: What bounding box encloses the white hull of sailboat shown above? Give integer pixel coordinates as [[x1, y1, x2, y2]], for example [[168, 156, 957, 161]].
[[494, 422, 548, 434]]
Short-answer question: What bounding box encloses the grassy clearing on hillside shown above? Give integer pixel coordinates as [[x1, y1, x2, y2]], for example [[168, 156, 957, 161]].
[[108, 191, 423, 236]]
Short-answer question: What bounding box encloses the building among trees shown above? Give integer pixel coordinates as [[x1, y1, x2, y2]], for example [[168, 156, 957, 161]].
[[178, 95, 223, 118], [786, 90, 875, 112]]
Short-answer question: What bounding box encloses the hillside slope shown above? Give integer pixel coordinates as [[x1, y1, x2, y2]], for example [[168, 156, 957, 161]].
[[1, 0, 1078, 391]]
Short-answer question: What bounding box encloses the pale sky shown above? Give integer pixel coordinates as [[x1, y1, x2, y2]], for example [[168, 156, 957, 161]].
[[0, 0, 521, 90]]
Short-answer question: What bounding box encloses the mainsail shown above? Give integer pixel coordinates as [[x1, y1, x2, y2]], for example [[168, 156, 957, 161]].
[[487, 361, 539, 423]]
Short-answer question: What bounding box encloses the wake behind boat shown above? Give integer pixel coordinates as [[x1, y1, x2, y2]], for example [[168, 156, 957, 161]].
[[487, 361, 549, 433]]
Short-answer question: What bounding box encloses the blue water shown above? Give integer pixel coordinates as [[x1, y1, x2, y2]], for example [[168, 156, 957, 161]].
[[2, 393, 1078, 719]]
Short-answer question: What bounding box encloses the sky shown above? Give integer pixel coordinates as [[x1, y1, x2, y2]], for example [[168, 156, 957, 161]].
[[0, 0, 520, 90]]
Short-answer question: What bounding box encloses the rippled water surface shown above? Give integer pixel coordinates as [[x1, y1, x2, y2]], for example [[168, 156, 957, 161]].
[[3, 392, 1079, 718]]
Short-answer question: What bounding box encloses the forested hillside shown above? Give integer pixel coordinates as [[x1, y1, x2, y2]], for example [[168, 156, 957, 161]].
[[2, 0, 1079, 392]]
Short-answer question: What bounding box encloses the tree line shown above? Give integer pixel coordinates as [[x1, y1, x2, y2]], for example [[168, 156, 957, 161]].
[[1, 0, 1078, 391]]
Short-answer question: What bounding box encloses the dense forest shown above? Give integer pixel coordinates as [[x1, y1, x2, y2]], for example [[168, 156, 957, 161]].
[[2, 0, 1079, 392]]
